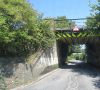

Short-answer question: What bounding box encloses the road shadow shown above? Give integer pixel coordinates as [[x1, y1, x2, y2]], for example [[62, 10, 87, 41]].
[[60, 60, 100, 89]]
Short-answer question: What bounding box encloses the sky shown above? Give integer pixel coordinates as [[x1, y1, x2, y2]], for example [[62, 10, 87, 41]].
[[28, 0, 97, 25]]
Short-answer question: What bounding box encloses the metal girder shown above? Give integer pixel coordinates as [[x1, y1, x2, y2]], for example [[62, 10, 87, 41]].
[[55, 31, 100, 44]]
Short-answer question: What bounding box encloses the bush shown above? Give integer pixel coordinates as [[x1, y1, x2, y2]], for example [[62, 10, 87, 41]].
[[67, 53, 86, 61], [75, 53, 85, 60]]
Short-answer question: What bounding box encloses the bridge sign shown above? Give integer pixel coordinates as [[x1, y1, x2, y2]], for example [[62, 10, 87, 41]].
[[73, 26, 80, 32]]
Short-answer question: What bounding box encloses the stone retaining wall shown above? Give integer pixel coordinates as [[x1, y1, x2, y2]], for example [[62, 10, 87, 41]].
[[0, 43, 58, 89]]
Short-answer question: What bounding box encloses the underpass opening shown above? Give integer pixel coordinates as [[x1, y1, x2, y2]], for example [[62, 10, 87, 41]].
[[56, 34, 100, 68], [67, 44, 86, 63], [56, 39, 86, 67]]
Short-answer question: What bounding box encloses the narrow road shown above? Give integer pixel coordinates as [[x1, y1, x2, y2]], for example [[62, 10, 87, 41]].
[[16, 60, 100, 90]]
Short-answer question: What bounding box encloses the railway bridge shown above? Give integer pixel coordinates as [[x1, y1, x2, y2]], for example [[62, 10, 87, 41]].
[[54, 26, 100, 67]]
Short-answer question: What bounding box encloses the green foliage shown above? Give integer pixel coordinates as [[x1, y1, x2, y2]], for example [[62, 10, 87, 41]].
[[75, 53, 85, 60], [55, 16, 75, 29], [67, 45, 86, 61], [86, 0, 100, 29], [68, 53, 85, 61], [68, 45, 83, 56], [67, 54, 75, 60], [0, 0, 55, 56], [72, 45, 82, 53]]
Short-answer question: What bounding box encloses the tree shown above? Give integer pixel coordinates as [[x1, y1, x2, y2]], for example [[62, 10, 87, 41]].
[[0, 0, 55, 56], [86, 0, 100, 29], [72, 45, 82, 53], [55, 16, 75, 29]]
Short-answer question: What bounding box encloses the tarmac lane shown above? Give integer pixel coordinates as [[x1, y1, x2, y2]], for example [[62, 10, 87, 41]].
[[13, 60, 100, 90]]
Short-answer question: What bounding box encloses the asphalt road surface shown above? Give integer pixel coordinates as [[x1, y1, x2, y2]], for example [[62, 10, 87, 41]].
[[15, 60, 100, 90]]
